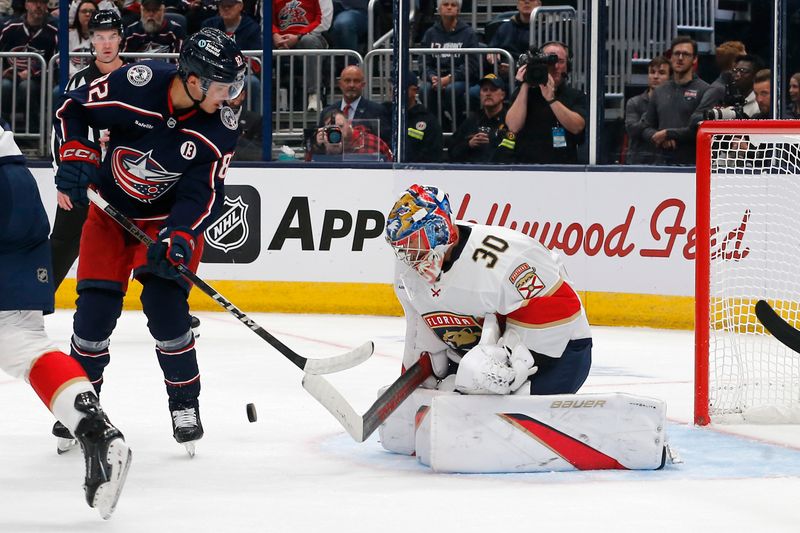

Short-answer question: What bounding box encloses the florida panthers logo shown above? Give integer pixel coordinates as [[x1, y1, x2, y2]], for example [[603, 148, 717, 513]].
[[111, 147, 181, 203]]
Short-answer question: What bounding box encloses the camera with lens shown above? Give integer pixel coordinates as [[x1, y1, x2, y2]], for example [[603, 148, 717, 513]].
[[703, 73, 756, 120], [517, 46, 559, 86], [323, 125, 342, 144]]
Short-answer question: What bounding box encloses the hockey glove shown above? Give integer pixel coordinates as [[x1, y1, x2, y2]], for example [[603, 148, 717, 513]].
[[55, 138, 101, 208], [454, 344, 515, 395], [147, 226, 195, 280], [500, 328, 539, 392]]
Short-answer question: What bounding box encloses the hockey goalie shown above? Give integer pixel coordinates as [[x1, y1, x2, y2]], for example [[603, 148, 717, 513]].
[[380, 184, 669, 473]]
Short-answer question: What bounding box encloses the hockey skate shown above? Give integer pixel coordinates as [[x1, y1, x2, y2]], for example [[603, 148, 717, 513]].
[[53, 420, 78, 454], [190, 315, 201, 338], [73, 392, 132, 520], [170, 400, 203, 457]]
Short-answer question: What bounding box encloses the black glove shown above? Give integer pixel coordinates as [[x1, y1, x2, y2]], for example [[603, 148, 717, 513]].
[[146, 226, 196, 279], [55, 138, 101, 208]]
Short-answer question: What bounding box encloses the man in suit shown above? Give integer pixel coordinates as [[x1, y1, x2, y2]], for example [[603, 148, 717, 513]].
[[319, 64, 390, 145]]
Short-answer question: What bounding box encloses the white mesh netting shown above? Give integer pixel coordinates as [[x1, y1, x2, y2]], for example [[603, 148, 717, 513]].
[[708, 133, 800, 423]]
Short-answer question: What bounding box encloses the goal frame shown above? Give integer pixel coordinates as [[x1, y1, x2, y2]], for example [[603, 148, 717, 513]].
[[694, 120, 800, 425]]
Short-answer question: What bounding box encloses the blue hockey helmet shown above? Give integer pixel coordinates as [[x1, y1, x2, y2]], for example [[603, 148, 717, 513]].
[[178, 28, 246, 100]]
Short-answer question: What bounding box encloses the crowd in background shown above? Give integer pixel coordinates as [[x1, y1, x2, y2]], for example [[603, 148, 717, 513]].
[[2, 0, 800, 165]]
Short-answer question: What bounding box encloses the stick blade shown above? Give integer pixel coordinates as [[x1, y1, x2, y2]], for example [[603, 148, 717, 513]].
[[755, 300, 800, 353], [302, 341, 374, 375], [302, 374, 365, 442]]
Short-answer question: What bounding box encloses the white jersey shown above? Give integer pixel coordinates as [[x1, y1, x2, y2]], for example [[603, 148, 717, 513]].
[[395, 224, 591, 365]]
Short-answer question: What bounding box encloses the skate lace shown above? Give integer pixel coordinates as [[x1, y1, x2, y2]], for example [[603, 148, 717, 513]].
[[172, 407, 198, 428]]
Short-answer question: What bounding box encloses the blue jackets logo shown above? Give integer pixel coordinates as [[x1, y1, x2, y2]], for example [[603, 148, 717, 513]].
[[111, 147, 181, 203]]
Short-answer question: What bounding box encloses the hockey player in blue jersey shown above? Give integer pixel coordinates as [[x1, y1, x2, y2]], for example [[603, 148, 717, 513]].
[[0, 122, 131, 519], [52, 27, 246, 456]]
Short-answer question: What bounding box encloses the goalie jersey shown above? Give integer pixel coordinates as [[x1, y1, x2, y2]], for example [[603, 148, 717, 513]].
[[395, 223, 591, 362], [52, 60, 237, 239]]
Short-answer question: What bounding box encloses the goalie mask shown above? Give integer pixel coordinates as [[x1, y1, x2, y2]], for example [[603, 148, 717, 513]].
[[386, 184, 458, 284]]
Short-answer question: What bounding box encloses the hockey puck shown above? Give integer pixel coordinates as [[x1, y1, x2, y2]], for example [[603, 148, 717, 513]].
[[246, 403, 257, 423]]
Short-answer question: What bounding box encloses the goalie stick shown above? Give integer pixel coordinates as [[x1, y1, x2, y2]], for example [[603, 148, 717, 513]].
[[755, 299, 800, 354], [302, 353, 434, 442], [87, 188, 373, 374]]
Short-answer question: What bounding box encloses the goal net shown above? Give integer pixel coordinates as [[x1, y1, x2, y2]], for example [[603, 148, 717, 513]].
[[695, 121, 800, 425]]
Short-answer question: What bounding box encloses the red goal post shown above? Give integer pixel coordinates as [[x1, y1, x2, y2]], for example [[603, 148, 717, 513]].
[[695, 120, 800, 425]]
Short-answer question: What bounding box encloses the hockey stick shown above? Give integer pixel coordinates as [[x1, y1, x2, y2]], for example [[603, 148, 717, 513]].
[[755, 299, 800, 354], [302, 353, 433, 442], [86, 188, 373, 374]]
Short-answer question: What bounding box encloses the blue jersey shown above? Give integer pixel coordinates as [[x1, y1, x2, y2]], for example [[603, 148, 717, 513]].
[[53, 61, 238, 239], [0, 131, 54, 313]]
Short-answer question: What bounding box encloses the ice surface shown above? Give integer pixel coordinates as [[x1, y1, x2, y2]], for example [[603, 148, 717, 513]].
[[1, 311, 799, 531]]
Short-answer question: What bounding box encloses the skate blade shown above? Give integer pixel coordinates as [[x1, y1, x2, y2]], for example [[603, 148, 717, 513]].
[[183, 441, 196, 458], [93, 439, 132, 520], [57, 437, 78, 454]]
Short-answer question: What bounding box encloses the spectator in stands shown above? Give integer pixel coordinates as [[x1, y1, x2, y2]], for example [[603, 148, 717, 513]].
[[786, 72, 800, 119], [692, 41, 746, 128], [624, 55, 670, 165], [329, 0, 367, 53], [486, 0, 541, 75], [0, 0, 58, 131], [201, 0, 261, 109], [68, 0, 97, 77], [449, 73, 515, 163], [272, 0, 332, 112], [642, 36, 709, 165], [731, 54, 764, 115], [319, 64, 390, 144], [183, 0, 217, 34], [752, 68, 771, 118], [122, 0, 185, 54], [202, 0, 260, 49], [506, 40, 586, 164], [405, 72, 442, 162], [419, 0, 479, 127], [311, 107, 392, 161]]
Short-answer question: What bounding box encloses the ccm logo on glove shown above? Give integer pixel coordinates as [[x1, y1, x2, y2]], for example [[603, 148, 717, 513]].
[[60, 140, 100, 166]]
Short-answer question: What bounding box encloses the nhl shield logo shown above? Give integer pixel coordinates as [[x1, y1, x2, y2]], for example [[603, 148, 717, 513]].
[[37, 267, 49, 283], [205, 196, 250, 252]]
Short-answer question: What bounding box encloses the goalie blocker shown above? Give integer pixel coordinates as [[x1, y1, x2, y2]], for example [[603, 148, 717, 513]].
[[379, 390, 668, 473]]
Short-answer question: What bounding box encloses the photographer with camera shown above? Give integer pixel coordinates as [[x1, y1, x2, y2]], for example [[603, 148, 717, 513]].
[[505, 41, 587, 164], [697, 54, 764, 122], [642, 36, 709, 165], [448, 73, 515, 163], [310, 108, 392, 161]]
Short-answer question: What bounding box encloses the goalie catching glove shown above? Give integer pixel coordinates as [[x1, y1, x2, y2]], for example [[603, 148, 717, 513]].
[[55, 138, 101, 208], [454, 326, 538, 395], [147, 226, 195, 280]]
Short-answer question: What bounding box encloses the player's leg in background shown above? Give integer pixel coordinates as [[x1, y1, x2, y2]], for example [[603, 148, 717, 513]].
[[139, 275, 203, 451], [49, 204, 89, 289], [527, 338, 592, 395], [71, 287, 125, 394]]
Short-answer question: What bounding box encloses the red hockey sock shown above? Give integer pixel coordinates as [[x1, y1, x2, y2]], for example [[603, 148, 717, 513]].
[[28, 351, 90, 411]]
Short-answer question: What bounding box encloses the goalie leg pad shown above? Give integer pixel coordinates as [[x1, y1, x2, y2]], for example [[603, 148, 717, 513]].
[[416, 392, 667, 473], [378, 386, 453, 455]]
